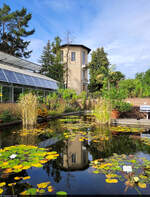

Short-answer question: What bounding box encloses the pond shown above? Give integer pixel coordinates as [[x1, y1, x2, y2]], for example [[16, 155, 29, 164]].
[[0, 115, 150, 195]]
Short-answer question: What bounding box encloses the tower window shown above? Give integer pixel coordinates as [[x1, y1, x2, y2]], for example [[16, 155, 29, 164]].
[[71, 153, 76, 163], [60, 50, 63, 62], [82, 51, 85, 65], [71, 52, 76, 61]]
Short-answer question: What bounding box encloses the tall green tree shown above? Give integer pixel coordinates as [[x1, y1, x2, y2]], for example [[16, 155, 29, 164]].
[[39, 37, 64, 83], [88, 47, 110, 92], [0, 4, 35, 58]]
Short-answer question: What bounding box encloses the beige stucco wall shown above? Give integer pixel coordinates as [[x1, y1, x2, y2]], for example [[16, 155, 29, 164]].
[[61, 46, 89, 94]]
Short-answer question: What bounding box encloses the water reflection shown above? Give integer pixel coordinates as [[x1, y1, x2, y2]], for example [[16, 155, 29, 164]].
[[1, 115, 150, 195], [62, 134, 89, 171]]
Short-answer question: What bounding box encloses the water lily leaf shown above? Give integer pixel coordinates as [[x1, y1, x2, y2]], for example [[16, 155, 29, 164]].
[[106, 174, 118, 178], [138, 182, 146, 188], [8, 183, 16, 186], [48, 186, 53, 192], [23, 176, 31, 180], [37, 181, 50, 188], [56, 191, 67, 195], [93, 170, 100, 174], [14, 177, 22, 180], [105, 179, 118, 183], [32, 163, 43, 168], [0, 188, 3, 194], [38, 189, 45, 193], [0, 182, 6, 187], [3, 168, 13, 174]]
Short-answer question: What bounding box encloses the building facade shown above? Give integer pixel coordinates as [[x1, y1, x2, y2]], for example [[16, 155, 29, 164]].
[[60, 44, 91, 94]]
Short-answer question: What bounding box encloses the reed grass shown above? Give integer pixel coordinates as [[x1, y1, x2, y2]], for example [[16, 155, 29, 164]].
[[19, 93, 38, 127], [92, 98, 112, 125], [0, 103, 21, 118]]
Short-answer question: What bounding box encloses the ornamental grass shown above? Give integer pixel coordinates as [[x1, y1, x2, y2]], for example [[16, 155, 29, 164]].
[[92, 98, 112, 125], [19, 93, 38, 127]]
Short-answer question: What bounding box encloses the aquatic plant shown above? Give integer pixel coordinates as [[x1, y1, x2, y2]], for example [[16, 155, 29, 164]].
[[0, 145, 59, 176], [19, 93, 38, 127], [90, 153, 150, 192], [110, 126, 144, 133], [20, 181, 54, 195], [92, 98, 112, 125]]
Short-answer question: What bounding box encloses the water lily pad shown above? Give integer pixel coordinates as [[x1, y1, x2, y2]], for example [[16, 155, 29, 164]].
[[56, 191, 67, 195], [105, 179, 118, 183], [93, 170, 100, 174], [37, 181, 50, 188], [138, 182, 146, 189]]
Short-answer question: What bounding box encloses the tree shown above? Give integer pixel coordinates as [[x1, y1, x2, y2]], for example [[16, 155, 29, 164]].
[[88, 47, 110, 92], [39, 37, 64, 83], [109, 71, 125, 87], [0, 4, 35, 58]]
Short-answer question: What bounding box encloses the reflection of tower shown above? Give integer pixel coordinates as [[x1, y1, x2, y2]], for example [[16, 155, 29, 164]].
[[0, 130, 2, 148], [62, 134, 89, 171]]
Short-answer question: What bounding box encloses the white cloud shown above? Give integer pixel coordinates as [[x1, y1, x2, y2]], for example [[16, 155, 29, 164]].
[[77, 0, 150, 78]]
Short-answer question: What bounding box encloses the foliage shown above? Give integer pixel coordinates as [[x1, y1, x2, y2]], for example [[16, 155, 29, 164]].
[[88, 47, 109, 92], [92, 98, 112, 125], [102, 86, 132, 112], [0, 3, 35, 58], [58, 88, 78, 100], [0, 110, 18, 122], [111, 100, 132, 112], [39, 37, 64, 83], [118, 69, 150, 98], [109, 71, 125, 87], [0, 103, 21, 123], [102, 86, 127, 100], [78, 91, 87, 109], [19, 93, 38, 127], [43, 89, 81, 114], [118, 79, 136, 98], [38, 104, 48, 117]]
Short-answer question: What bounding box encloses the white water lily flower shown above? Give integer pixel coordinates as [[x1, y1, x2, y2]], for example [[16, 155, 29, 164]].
[[123, 165, 132, 173], [9, 154, 17, 159]]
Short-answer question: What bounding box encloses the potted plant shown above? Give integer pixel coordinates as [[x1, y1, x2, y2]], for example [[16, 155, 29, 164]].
[[111, 100, 132, 119]]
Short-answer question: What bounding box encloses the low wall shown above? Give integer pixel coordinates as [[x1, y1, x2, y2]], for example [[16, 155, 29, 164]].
[[125, 98, 150, 107]]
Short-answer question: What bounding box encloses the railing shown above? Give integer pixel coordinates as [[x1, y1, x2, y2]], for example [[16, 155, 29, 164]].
[[140, 105, 150, 119]]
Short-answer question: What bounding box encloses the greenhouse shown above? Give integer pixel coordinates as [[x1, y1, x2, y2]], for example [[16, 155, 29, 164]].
[[0, 51, 58, 102]]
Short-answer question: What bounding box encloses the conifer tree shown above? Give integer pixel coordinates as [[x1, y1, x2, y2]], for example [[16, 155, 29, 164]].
[[0, 4, 35, 58], [39, 37, 64, 83]]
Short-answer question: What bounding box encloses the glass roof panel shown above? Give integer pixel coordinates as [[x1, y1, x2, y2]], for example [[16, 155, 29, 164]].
[[24, 75, 36, 86], [15, 72, 28, 85], [3, 69, 18, 84], [0, 51, 41, 72], [0, 69, 8, 82], [34, 77, 43, 88]]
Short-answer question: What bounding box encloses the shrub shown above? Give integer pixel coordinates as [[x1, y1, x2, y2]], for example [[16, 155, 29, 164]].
[[0, 103, 21, 123], [0, 110, 18, 123]]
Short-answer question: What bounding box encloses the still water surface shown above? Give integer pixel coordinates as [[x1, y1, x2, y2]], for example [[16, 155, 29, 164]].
[[0, 115, 150, 195]]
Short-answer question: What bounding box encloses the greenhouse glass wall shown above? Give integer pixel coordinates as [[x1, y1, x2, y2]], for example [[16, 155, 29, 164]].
[[0, 51, 58, 103]]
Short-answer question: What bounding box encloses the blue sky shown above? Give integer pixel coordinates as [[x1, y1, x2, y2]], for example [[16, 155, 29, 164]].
[[1, 0, 150, 78]]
